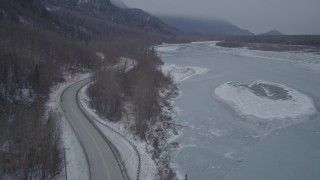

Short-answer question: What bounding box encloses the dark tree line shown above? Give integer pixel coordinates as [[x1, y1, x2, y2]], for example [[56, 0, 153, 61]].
[[87, 42, 178, 179], [0, 18, 99, 179], [89, 69, 123, 120], [0, 15, 177, 179], [88, 44, 175, 138]]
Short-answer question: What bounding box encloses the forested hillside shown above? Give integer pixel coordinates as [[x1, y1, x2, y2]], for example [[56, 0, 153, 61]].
[[0, 0, 179, 179]]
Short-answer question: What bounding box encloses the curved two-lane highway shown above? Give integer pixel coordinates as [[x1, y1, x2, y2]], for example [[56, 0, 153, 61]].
[[61, 78, 124, 180]]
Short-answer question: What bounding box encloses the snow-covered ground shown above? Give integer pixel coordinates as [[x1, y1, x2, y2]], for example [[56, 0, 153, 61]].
[[117, 57, 137, 73], [156, 43, 210, 85], [79, 84, 157, 180], [155, 44, 182, 53], [161, 63, 209, 84], [96, 52, 105, 60], [215, 80, 316, 119], [46, 73, 91, 180], [103, 56, 137, 73]]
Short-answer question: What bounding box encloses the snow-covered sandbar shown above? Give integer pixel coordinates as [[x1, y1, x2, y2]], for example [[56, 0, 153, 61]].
[[161, 63, 209, 84], [215, 80, 316, 119], [155, 44, 181, 53]]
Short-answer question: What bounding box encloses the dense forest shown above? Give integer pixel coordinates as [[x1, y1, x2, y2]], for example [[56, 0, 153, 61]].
[[0, 18, 97, 179]]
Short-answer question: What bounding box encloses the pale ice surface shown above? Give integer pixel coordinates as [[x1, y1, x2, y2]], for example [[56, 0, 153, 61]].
[[215, 80, 316, 119], [214, 43, 320, 73], [157, 42, 320, 180]]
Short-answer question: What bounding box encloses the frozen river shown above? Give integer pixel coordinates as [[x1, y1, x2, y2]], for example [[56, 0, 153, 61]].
[[156, 42, 320, 180]]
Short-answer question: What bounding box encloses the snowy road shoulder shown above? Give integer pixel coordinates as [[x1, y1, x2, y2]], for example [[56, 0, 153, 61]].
[[46, 73, 91, 180], [79, 84, 157, 180]]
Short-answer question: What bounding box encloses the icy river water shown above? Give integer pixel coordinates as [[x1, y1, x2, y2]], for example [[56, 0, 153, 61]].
[[156, 42, 320, 180]]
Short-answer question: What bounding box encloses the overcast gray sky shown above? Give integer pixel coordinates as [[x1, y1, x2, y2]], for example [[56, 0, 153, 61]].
[[121, 0, 320, 35]]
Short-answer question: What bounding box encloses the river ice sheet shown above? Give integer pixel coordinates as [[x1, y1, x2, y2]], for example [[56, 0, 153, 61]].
[[215, 80, 316, 119], [156, 42, 320, 180]]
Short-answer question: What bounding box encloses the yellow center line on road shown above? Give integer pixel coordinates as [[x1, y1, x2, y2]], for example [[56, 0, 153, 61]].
[[67, 98, 112, 180]]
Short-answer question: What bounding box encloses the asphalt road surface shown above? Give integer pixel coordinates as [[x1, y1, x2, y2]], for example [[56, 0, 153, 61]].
[[61, 78, 124, 180]]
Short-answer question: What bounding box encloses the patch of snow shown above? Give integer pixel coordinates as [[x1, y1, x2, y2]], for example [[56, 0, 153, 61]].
[[46, 73, 91, 180], [21, 89, 34, 103], [154, 44, 181, 53], [119, 57, 137, 72], [161, 63, 209, 84], [8, 88, 35, 103], [0, 9, 8, 17], [104, 57, 137, 73], [191, 41, 218, 44], [224, 152, 236, 159], [214, 80, 316, 119], [208, 129, 224, 137], [79, 26, 88, 34], [18, 16, 33, 27], [45, 6, 59, 11], [96, 52, 105, 60], [1, 141, 9, 152], [223, 152, 243, 162], [300, 62, 320, 73]]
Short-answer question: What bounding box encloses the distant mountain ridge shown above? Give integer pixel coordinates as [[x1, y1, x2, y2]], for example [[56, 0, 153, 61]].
[[0, 0, 178, 40], [158, 16, 254, 36], [260, 30, 283, 36], [44, 0, 178, 35]]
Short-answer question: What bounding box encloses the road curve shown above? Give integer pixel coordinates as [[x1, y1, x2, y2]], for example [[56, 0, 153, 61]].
[[61, 78, 124, 180]]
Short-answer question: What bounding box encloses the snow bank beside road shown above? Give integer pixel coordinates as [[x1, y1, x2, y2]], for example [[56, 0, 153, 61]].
[[79, 84, 157, 180], [161, 63, 209, 84], [215, 80, 316, 119], [47, 73, 90, 180]]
